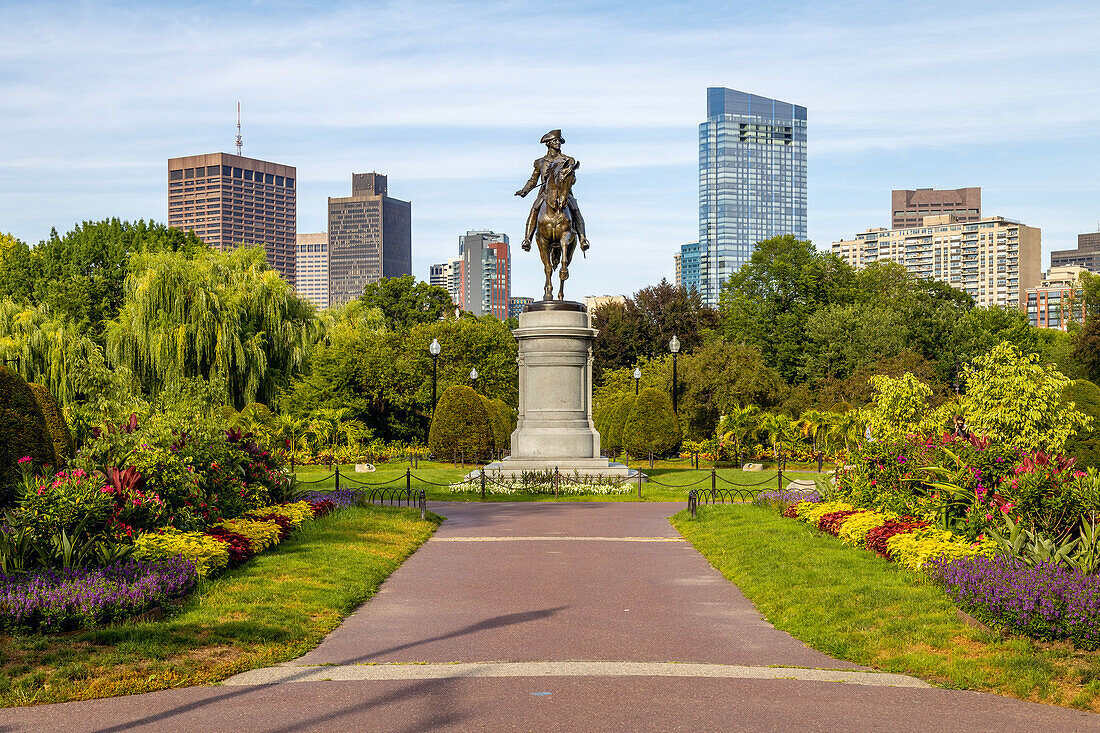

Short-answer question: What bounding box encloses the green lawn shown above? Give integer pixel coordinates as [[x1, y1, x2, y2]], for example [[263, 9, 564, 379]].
[[0, 505, 440, 707], [295, 460, 828, 502], [671, 503, 1100, 712]]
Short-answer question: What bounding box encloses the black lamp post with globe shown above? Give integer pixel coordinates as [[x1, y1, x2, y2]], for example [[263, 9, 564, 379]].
[[669, 335, 680, 414]]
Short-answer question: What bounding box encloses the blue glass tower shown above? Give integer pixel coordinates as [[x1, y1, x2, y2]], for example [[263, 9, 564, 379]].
[[698, 88, 807, 305], [679, 241, 701, 294]]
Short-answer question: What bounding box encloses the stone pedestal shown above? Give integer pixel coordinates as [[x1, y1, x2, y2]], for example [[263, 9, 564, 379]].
[[481, 301, 633, 478]]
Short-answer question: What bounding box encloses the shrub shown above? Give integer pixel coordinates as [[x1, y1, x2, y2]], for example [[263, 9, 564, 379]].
[[886, 527, 997, 571], [818, 509, 860, 536], [0, 366, 56, 501], [18, 468, 116, 540], [604, 395, 635, 454], [1063, 379, 1100, 470], [795, 500, 854, 525], [214, 518, 282, 553], [133, 529, 230, 577], [206, 527, 254, 566], [865, 518, 927, 559], [27, 383, 74, 462], [489, 398, 515, 454], [837, 510, 892, 548], [428, 385, 494, 462], [622, 387, 681, 459]]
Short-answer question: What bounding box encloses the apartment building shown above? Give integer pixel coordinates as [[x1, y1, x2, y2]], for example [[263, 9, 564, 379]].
[[891, 187, 981, 230], [1025, 265, 1089, 331], [295, 232, 328, 308], [831, 214, 1041, 308]]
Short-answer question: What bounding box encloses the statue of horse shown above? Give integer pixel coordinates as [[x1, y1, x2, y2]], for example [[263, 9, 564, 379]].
[[535, 159, 579, 300]]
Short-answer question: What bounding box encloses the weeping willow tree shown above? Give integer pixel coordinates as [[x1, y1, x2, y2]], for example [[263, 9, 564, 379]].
[[0, 299, 105, 404], [106, 246, 321, 408]]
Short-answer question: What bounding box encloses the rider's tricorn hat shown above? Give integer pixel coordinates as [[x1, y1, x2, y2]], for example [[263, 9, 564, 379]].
[[540, 129, 564, 144]]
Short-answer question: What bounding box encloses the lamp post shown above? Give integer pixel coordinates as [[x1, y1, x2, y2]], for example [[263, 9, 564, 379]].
[[429, 338, 441, 417], [669, 335, 680, 414], [470, 367, 478, 390], [633, 367, 641, 395]]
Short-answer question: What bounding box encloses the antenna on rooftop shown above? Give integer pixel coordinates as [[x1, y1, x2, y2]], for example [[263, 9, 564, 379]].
[[235, 102, 243, 156]]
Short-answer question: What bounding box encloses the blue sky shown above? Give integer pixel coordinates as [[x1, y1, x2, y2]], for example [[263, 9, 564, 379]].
[[1, 0, 1098, 300]]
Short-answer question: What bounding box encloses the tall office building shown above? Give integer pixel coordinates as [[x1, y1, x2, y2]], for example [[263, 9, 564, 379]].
[[328, 173, 412, 307], [831, 214, 1041, 309], [167, 152, 297, 284], [698, 87, 807, 306], [1051, 230, 1100, 272], [295, 232, 328, 308], [508, 296, 534, 319], [892, 188, 981, 229], [430, 231, 511, 319]]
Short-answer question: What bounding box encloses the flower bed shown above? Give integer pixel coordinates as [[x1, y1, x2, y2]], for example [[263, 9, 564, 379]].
[[0, 557, 197, 634], [928, 555, 1100, 649], [448, 473, 634, 496]]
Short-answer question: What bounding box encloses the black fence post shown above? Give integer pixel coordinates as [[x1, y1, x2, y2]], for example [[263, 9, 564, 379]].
[[817, 453, 823, 472], [553, 467, 559, 499], [480, 468, 486, 502], [688, 489, 697, 519], [406, 468, 412, 502], [710, 467, 716, 503], [649, 450, 654, 469], [777, 452, 784, 493], [335, 466, 341, 492], [419, 489, 426, 520], [637, 471, 643, 499]]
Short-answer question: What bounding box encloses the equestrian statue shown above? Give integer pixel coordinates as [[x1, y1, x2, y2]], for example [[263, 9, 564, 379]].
[[515, 130, 590, 300]]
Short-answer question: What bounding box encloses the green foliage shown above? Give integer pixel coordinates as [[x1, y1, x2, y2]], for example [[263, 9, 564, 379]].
[[0, 366, 56, 498], [488, 398, 514, 453], [428, 385, 494, 462], [284, 314, 517, 443], [0, 220, 206, 342], [622, 387, 682, 458], [677, 340, 785, 439], [132, 529, 230, 577], [604, 395, 636, 453], [1063, 380, 1100, 469], [27, 383, 74, 461], [863, 372, 934, 441], [962, 341, 1090, 455], [106, 246, 321, 408], [356, 275, 454, 331], [591, 279, 717, 375], [719, 235, 857, 382]]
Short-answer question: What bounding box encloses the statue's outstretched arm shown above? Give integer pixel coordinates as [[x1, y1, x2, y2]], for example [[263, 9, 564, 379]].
[[515, 160, 541, 197]]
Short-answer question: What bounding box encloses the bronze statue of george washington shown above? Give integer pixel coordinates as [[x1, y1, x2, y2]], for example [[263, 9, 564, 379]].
[[514, 129, 590, 254]]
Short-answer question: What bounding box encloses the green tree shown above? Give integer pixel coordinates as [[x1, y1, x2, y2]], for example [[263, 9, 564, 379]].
[[106, 247, 320, 408], [27, 382, 74, 462], [605, 395, 636, 455], [801, 303, 907, 382], [758, 412, 796, 461], [717, 404, 760, 458], [962, 341, 1090, 455], [718, 235, 856, 382], [0, 366, 56, 501], [622, 387, 682, 460], [357, 275, 454, 331], [489, 398, 515, 454], [677, 341, 785, 439], [0, 232, 38, 305], [1061, 380, 1100, 469], [861, 373, 933, 441], [428, 385, 493, 462]]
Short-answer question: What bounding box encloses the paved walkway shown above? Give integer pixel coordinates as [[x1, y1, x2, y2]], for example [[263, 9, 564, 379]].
[[1, 502, 1097, 731]]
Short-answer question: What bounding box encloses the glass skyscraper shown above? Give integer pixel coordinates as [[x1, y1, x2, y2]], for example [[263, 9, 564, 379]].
[[698, 87, 807, 305]]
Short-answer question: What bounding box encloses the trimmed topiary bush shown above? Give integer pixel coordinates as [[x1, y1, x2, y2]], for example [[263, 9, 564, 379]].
[[604, 395, 635, 454], [27, 382, 75, 462], [489, 398, 515, 454], [1063, 379, 1100, 470], [0, 366, 57, 502], [622, 387, 682, 459], [429, 385, 494, 462]]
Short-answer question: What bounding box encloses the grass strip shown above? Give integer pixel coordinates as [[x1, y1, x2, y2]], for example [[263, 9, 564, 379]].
[[297, 462, 826, 502], [671, 503, 1100, 712], [0, 505, 440, 708]]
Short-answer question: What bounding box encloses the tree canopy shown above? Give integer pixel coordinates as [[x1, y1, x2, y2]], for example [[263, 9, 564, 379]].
[[357, 275, 454, 331]]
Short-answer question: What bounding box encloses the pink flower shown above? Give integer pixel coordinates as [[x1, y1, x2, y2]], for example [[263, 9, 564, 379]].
[[17, 456, 33, 465], [100, 486, 112, 494], [984, 513, 994, 521], [132, 498, 142, 506], [1073, 470, 1086, 479]]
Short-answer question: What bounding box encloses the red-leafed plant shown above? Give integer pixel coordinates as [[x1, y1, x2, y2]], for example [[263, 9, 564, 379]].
[[865, 518, 927, 558], [207, 527, 253, 566], [818, 510, 859, 536]]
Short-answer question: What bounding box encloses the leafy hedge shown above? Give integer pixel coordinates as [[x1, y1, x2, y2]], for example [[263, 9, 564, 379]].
[[623, 387, 682, 459], [27, 382, 74, 462], [0, 366, 56, 500], [428, 385, 494, 462]]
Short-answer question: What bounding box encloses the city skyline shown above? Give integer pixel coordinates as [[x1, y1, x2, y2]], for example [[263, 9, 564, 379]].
[[2, 0, 1099, 300]]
